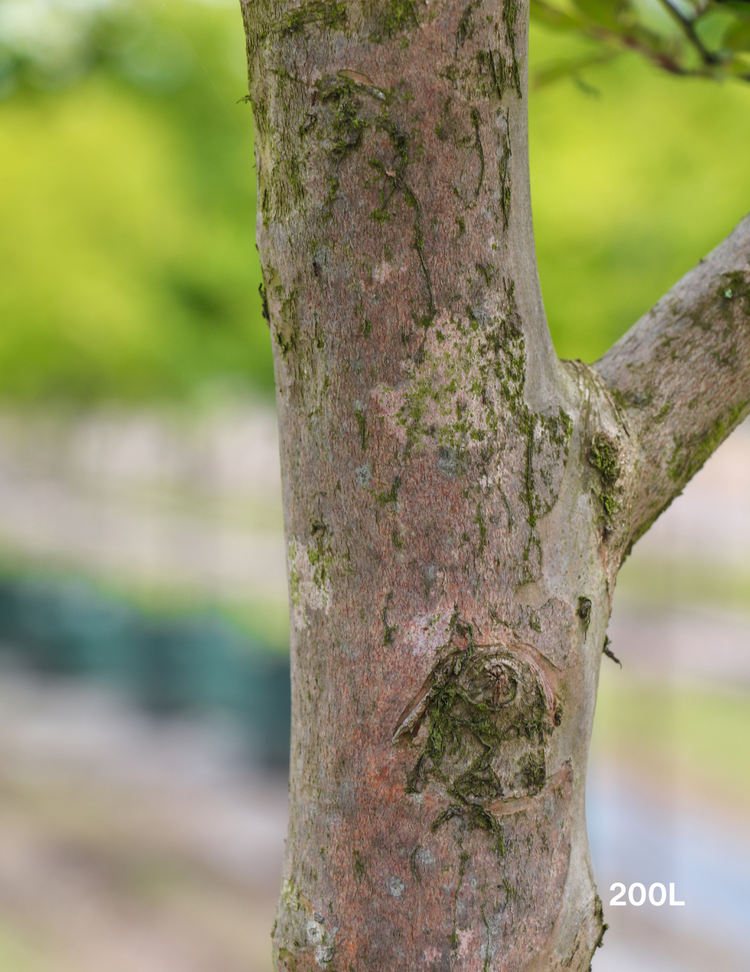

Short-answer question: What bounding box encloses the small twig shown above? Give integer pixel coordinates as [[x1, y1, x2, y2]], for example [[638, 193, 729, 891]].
[[602, 636, 622, 668], [657, 0, 721, 66]]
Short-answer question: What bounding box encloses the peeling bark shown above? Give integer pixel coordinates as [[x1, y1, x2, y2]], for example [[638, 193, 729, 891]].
[[240, 1, 750, 969]]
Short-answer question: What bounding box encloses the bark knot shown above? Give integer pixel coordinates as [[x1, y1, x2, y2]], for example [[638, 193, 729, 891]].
[[393, 641, 560, 813]]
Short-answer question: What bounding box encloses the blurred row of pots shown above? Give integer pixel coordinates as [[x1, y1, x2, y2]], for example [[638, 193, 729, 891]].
[[0, 575, 290, 768]]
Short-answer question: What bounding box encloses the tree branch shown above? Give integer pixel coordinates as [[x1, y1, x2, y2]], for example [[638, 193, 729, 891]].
[[594, 213, 750, 547], [657, 0, 722, 67]]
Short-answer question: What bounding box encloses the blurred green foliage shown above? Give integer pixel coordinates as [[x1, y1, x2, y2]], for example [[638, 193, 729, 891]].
[[0, 0, 749, 402], [0, 0, 271, 404], [530, 0, 750, 84], [529, 25, 750, 360]]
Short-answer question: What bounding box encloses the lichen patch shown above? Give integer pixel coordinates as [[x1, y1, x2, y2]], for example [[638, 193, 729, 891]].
[[288, 537, 332, 627], [402, 608, 455, 659]]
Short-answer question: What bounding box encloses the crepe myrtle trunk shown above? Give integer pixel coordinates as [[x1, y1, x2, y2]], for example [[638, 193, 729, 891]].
[[241, 1, 750, 969]]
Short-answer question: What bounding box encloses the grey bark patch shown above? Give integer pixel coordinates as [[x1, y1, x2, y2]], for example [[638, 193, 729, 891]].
[[437, 446, 463, 477], [387, 876, 406, 897]]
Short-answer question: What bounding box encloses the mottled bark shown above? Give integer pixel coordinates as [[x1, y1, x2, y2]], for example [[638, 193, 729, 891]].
[[595, 215, 750, 546], [240, 2, 750, 970]]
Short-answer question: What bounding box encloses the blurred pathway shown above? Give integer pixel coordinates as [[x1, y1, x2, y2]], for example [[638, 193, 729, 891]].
[[0, 658, 285, 972]]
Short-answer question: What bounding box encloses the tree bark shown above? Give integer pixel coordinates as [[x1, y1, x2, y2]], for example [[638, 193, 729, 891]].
[[240, 2, 750, 970], [595, 214, 750, 544]]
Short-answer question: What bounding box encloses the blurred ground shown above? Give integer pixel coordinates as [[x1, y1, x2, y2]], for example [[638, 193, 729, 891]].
[[0, 407, 748, 971], [0, 658, 285, 972]]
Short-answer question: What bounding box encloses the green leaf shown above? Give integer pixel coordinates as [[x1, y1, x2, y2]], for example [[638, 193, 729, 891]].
[[716, 0, 750, 21], [529, 0, 589, 31], [532, 49, 620, 87], [570, 0, 629, 31], [723, 18, 750, 48]]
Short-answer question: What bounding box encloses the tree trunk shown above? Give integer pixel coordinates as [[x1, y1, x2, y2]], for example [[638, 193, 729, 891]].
[[241, 1, 750, 969]]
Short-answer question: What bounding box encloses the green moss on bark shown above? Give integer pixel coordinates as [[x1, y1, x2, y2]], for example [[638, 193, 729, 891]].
[[283, 0, 348, 34], [669, 399, 749, 484], [368, 0, 419, 43], [588, 433, 621, 529], [397, 640, 555, 851]]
